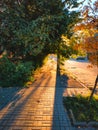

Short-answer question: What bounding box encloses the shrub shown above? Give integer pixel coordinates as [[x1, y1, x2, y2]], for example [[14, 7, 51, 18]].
[[63, 96, 98, 122], [0, 56, 15, 87], [0, 56, 34, 87], [14, 61, 34, 86]]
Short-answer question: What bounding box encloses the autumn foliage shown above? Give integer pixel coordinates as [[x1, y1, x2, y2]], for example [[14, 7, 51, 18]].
[[75, 0, 98, 66], [84, 36, 98, 66]]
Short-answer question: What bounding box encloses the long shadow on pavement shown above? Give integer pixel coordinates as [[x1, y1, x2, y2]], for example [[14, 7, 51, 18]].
[[0, 87, 22, 110], [52, 69, 72, 130], [0, 72, 52, 130], [0, 61, 73, 130]]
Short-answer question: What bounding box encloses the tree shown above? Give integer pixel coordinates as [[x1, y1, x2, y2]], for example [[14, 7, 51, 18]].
[[82, 1, 98, 101], [60, 35, 80, 57], [0, 0, 81, 60], [0, 0, 82, 87], [74, 0, 98, 100]]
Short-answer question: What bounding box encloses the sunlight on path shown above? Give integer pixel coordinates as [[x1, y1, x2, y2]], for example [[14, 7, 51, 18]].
[[0, 55, 96, 130], [0, 55, 68, 130], [64, 60, 98, 89]]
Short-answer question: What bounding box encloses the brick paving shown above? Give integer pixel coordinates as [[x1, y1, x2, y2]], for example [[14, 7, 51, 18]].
[[62, 77, 91, 97], [0, 57, 97, 130], [0, 58, 72, 130], [64, 60, 98, 89]]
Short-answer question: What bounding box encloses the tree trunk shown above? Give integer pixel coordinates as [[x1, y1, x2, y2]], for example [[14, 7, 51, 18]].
[[89, 74, 98, 101], [57, 52, 60, 76]]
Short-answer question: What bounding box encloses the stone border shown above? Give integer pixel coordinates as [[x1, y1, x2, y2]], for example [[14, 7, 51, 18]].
[[69, 109, 98, 127]]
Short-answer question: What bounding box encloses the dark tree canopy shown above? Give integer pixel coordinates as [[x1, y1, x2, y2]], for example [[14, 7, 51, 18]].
[[0, 0, 82, 87], [0, 0, 81, 60]]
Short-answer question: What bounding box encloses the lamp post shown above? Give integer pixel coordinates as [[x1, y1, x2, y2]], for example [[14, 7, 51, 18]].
[[89, 33, 98, 101]]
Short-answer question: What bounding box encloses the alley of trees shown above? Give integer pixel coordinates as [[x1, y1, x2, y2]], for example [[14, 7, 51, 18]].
[[0, 0, 98, 95]]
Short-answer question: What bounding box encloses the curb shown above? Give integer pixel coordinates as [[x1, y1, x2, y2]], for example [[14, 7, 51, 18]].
[[69, 109, 98, 127]]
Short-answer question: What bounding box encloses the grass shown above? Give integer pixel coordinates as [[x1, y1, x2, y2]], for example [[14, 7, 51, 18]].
[[63, 95, 98, 122]]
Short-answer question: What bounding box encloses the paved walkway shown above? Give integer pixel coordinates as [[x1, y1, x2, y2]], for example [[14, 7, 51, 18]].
[[64, 60, 98, 89], [0, 57, 96, 130], [0, 57, 72, 130]]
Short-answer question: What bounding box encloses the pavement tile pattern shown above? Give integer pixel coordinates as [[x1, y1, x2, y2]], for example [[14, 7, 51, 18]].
[[64, 60, 98, 89], [0, 58, 71, 130], [0, 56, 97, 130]]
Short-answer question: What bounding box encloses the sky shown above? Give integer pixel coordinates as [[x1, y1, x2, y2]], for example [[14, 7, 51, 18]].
[[62, 0, 96, 11], [62, 0, 97, 12]]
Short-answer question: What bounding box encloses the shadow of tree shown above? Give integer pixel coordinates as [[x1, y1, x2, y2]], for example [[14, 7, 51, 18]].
[[52, 66, 72, 130], [0, 59, 72, 130], [0, 87, 22, 110]]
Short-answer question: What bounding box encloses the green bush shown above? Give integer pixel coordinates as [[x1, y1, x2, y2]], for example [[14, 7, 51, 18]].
[[63, 96, 98, 122], [0, 56, 34, 87]]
